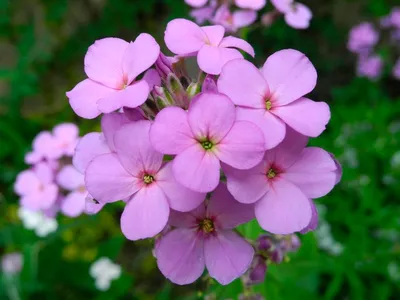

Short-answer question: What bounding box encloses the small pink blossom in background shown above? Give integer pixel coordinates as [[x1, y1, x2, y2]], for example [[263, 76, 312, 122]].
[[381, 7, 400, 29], [14, 162, 59, 211], [223, 129, 339, 234], [85, 120, 206, 240], [1, 253, 23, 275], [218, 49, 330, 149], [271, 0, 312, 29], [235, 0, 266, 11], [347, 22, 379, 54], [393, 58, 400, 80], [357, 54, 383, 80], [150, 92, 265, 192], [156, 183, 255, 285], [164, 18, 254, 74], [66, 35, 160, 119], [213, 4, 257, 33], [185, 0, 208, 7]]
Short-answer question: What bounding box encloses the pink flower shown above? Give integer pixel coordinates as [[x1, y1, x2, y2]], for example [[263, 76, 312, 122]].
[[185, 0, 208, 7], [14, 162, 58, 211], [213, 4, 257, 32], [1, 252, 23, 275], [66, 35, 160, 119], [57, 165, 88, 217], [85, 120, 206, 240], [156, 183, 254, 285], [393, 58, 400, 80], [164, 18, 254, 74], [271, 0, 312, 29], [347, 22, 379, 54], [150, 92, 265, 192], [218, 50, 330, 149], [191, 6, 215, 24], [235, 0, 266, 11], [357, 54, 383, 80], [223, 129, 339, 234]]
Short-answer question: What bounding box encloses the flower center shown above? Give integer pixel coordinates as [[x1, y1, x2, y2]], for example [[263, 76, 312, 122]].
[[265, 100, 272, 110], [199, 218, 214, 233], [267, 168, 277, 179], [143, 174, 154, 184], [201, 140, 214, 150]]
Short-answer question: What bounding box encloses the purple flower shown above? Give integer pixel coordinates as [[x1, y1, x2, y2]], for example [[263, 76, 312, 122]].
[[271, 0, 312, 29], [85, 120, 206, 240], [347, 22, 379, 54], [218, 50, 330, 149], [14, 162, 58, 211], [213, 4, 257, 33], [150, 92, 265, 192], [357, 54, 383, 80], [156, 183, 254, 285], [67, 36, 160, 119], [223, 129, 339, 234], [164, 18, 254, 75]]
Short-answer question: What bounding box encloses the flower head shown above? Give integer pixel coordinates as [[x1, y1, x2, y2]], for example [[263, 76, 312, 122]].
[[213, 4, 257, 33], [90, 257, 121, 291], [18, 207, 58, 237], [156, 183, 255, 285], [347, 22, 379, 54], [357, 54, 383, 80]]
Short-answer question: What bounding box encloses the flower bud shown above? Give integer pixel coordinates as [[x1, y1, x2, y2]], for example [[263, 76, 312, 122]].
[[155, 53, 175, 80], [202, 75, 218, 93], [257, 234, 273, 251], [248, 255, 267, 284], [270, 247, 284, 264]]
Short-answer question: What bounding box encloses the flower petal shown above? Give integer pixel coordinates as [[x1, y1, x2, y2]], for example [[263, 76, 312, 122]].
[[156, 228, 205, 285], [165, 19, 207, 55], [299, 199, 318, 234], [101, 112, 131, 151], [57, 165, 84, 190], [273, 98, 330, 137], [235, 0, 266, 10], [197, 45, 243, 75], [85, 195, 105, 215], [121, 185, 170, 240], [85, 153, 141, 203], [157, 163, 206, 212], [262, 49, 317, 106], [188, 92, 235, 143], [142, 68, 161, 90], [285, 3, 312, 29], [185, 0, 208, 8], [204, 230, 254, 285], [66, 79, 112, 119], [61, 192, 86, 217], [84, 37, 128, 89], [218, 59, 268, 108], [72, 132, 111, 174], [255, 179, 312, 234], [150, 107, 196, 155], [122, 34, 160, 85], [220, 36, 255, 57], [14, 170, 41, 196], [207, 183, 255, 229], [114, 121, 163, 176], [168, 205, 206, 228], [173, 145, 220, 193], [232, 10, 257, 30], [202, 25, 225, 46]]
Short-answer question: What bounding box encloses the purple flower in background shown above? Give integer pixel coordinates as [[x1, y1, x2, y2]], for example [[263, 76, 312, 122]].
[[85, 120, 206, 240], [347, 22, 379, 54], [235, 0, 266, 10], [156, 183, 255, 285], [393, 58, 400, 80], [271, 0, 312, 29], [357, 54, 383, 80], [213, 4, 257, 33], [150, 92, 265, 192], [1, 253, 23, 275], [185, 0, 208, 7], [164, 18, 254, 74]]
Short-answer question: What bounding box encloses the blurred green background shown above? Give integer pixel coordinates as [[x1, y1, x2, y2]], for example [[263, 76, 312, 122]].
[[1, 0, 400, 299]]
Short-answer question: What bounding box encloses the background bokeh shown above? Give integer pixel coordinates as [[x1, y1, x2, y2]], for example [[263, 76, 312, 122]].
[[1, 0, 400, 299]]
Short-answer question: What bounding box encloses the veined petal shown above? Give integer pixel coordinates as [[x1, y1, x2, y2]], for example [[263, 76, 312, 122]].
[[220, 36, 255, 57]]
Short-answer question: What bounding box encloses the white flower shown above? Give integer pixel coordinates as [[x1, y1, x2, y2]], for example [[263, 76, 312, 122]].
[[1, 252, 23, 275], [18, 207, 58, 237], [90, 257, 121, 291]]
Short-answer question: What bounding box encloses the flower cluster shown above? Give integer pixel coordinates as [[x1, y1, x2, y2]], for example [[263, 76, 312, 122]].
[[89, 257, 121, 291], [348, 8, 400, 80], [185, 0, 312, 32], [66, 18, 340, 285]]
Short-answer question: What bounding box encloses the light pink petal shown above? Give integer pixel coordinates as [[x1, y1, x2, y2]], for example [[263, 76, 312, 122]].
[[283, 147, 337, 198], [142, 68, 161, 90], [185, 0, 208, 8], [300, 199, 318, 234], [168, 205, 206, 228], [223, 162, 269, 204], [21, 184, 58, 210], [84, 37, 128, 89], [232, 10, 257, 30], [165, 19, 207, 55], [262, 49, 317, 106], [122, 34, 160, 85], [97, 80, 150, 113], [201, 25, 225, 46], [218, 59, 268, 108], [204, 230, 254, 285], [24, 151, 42, 165], [236, 107, 286, 150], [235, 0, 266, 10], [173, 145, 220, 193], [285, 3, 312, 29], [273, 98, 330, 137], [85, 195, 105, 215], [220, 36, 255, 57], [72, 133, 110, 174], [114, 121, 163, 175], [255, 179, 312, 234], [85, 153, 141, 203], [121, 184, 169, 240], [191, 6, 214, 24], [157, 163, 206, 212], [188, 92, 235, 143], [150, 107, 196, 155], [100, 112, 131, 151], [215, 121, 264, 169], [53, 123, 78, 141], [156, 228, 205, 285], [66, 79, 113, 119], [61, 191, 86, 217], [34, 162, 54, 184], [14, 170, 41, 196], [57, 165, 84, 190], [207, 183, 255, 229], [197, 45, 243, 75], [270, 0, 292, 13]]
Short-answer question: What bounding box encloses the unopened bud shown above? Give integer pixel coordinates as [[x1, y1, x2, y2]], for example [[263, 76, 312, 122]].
[[202, 75, 218, 93]]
